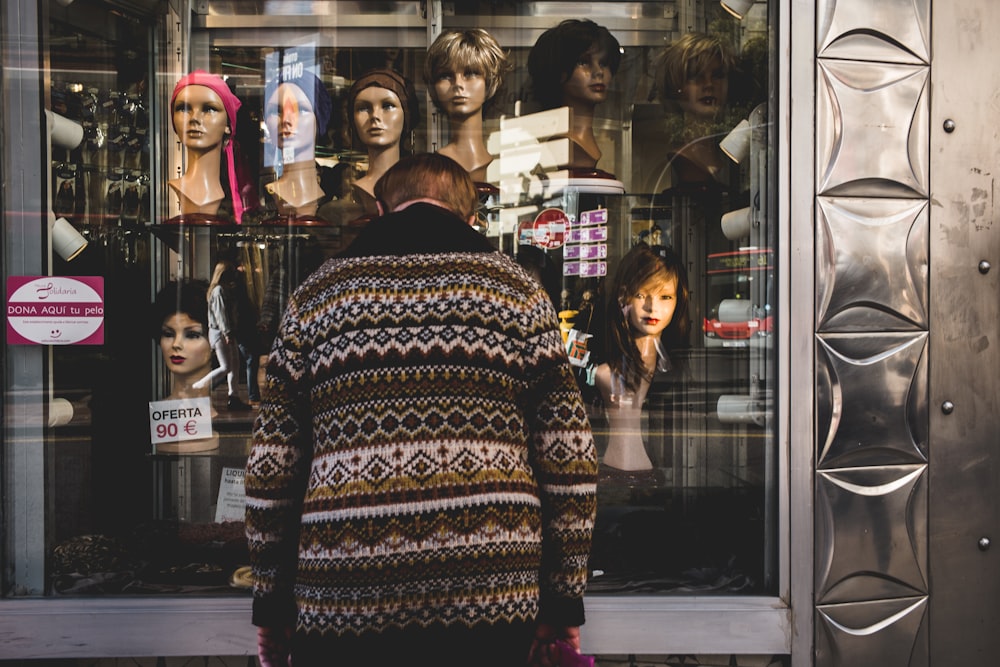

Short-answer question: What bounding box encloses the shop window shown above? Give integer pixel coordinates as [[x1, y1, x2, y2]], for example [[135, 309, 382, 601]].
[[4, 0, 777, 602]]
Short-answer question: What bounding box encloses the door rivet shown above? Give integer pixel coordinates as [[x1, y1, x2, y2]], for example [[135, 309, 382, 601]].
[[944, 119, 956, 133], [979, 260, 991, 274], [979, 537, 991, 551], [942, 401, 955, 414]]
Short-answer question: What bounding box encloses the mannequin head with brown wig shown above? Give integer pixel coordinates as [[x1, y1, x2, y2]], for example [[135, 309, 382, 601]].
[[602, 243, 689, 395], [594, 244, 689, 472]]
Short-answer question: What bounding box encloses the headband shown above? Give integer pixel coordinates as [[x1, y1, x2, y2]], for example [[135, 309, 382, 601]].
[[171, 70, 246, 223], [348, 68, 418, 132]]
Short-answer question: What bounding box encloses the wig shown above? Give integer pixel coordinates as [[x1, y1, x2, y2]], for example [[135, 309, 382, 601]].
[[604, 243, 690, 392], [527, 19, 622, 110], [424, 29, 512, 112], [151, 280, 210, 340], [655, 32, 737, 113]]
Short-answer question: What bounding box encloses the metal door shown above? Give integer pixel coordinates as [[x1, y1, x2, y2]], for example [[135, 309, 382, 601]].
[[929, 2, 1000, 662]]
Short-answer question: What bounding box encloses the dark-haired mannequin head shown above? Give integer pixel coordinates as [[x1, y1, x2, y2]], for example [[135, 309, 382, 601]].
[[595, 244, 689, 471], [152, 280, 213, 403], [527, 20, 622, 170], [152, 280, 221, 451]]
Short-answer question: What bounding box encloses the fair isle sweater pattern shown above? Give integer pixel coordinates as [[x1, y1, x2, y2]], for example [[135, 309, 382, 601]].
[[246, 240, 597, 637]]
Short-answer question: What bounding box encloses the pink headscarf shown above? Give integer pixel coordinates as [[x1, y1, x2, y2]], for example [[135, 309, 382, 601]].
[[171, 70, 246, 223]]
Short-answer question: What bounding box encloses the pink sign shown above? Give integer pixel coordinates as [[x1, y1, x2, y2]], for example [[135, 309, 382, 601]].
[[6, 276, 105, 345]]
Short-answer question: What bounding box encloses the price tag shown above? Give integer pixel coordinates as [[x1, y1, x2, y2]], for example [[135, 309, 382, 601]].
[[215, 467, 246, 523], [149, 397, 213, 444]]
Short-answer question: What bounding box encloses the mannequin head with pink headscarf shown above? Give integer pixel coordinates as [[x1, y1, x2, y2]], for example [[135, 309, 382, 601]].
[[168, 70, 251, 223]]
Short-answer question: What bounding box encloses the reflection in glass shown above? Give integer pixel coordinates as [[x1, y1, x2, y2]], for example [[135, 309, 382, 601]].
[[28, 0, 775, 603]]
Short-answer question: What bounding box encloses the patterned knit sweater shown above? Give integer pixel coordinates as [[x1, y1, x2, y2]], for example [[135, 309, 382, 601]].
[[246, 204, 598, 637]]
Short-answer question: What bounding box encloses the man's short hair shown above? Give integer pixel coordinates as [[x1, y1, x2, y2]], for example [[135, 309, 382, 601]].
[[374, 152, 479, 220]]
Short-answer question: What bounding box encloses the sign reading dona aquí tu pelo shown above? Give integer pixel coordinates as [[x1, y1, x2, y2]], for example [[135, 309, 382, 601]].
[[6, 276, 105, 345]]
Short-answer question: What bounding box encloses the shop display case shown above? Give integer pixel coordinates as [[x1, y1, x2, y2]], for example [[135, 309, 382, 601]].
[[2, 0, 788, 659]]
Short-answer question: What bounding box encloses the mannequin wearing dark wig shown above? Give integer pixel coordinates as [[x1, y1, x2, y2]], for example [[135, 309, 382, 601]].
[[424, 29, 511, 183], [263, 69, 333, 217], [151, 279, 219, 452], [168, 70, 252, 223], [527, 19, 621, 171], [594, 244, 689, 471], [347, 68, 420, 215]]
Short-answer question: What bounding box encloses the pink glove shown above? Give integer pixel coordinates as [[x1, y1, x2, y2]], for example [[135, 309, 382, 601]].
[[257, 625, 292, 667]]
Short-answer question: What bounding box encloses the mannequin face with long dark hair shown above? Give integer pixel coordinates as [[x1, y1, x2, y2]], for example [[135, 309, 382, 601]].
[[623, 273, 678, 339], [172, 84, 229, 150]]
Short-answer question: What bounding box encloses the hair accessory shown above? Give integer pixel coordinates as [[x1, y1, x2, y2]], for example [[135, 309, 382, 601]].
[[171, 70, 246, 223], [268, 68, 333, 136], [349, 68, 420, 132]]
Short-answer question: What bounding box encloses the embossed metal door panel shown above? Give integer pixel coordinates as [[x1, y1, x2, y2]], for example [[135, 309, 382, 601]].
[[929, 2, 1000, 662]]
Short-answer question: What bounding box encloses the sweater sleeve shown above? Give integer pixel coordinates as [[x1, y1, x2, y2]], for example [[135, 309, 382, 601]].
[[521, 288, 599, 627], [245, 294, 313, 628]]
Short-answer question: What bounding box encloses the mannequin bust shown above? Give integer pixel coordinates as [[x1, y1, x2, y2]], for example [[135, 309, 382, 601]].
[[594, 339, 659, 470], [655, 32, 737, 189], [263, 69, 333, 217], [167, 70, 248, 224], [424, 29, 511, 183], [151, 280, 219, 453], [528, 19, 622, 172], [595, 244, 689, 473], [347, 69, 419, 216]]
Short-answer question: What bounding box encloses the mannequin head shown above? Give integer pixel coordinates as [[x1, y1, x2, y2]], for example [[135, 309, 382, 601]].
[[656, 32, 735, 120], [170, 69, 242, 152], [528, 19, 622, 111], [170, 70, 249, 222], [604, 243, 690, 392], [424, 29, 511, 116], [264, 71, 333, 161], [348, 68, 419, 152], [152, 280, 212, 389], [172, 84, 230, 151]]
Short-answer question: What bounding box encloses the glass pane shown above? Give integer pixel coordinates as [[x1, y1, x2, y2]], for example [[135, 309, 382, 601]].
[[4, 0, 776, 599]]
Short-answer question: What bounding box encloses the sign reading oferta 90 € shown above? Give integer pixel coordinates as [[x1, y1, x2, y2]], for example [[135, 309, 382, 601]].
[[6, 276, 104, 345]]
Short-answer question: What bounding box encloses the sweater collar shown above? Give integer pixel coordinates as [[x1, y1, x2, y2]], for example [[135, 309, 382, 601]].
[[341, 203, 496, 257]]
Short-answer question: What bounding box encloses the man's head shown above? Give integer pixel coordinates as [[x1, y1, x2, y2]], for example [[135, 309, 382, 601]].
[[374, 153, 479, 224]]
